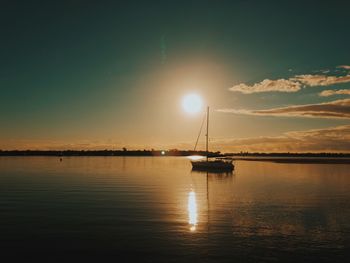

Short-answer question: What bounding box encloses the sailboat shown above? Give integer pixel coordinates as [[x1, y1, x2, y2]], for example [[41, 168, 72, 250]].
[[191, 106, 234, 171]]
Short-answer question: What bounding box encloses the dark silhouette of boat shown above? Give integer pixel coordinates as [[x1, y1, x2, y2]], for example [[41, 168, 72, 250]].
[[191, 158, 234, 171], [191, 106, 234, 171]]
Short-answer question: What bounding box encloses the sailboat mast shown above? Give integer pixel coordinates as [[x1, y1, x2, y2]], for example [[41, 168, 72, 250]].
[[206, 106, 209, 161]]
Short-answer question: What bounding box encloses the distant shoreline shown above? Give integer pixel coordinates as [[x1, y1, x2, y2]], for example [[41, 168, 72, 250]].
[[0, 150, 219, 157], [232, 156, 350, 164], [1, 150, 350, 163]]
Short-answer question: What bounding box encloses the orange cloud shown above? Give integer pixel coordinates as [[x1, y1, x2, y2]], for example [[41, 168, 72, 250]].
[[338, 65, 350, 70], [2, 125, 350, 153], [229, 79, 301, 94], [292, 74, 350, 87], [230, 65, 350, 94], [209, 125, 350, 153], [218, 99, 350, 119], [319, 89, 350, 97]]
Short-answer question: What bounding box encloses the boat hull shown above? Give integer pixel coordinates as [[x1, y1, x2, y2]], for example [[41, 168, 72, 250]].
[[191, 160, 234, 171]]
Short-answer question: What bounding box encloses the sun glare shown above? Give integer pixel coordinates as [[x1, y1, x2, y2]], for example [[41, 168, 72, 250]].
[[182, 94, 203, 114], [188, 190, 198, 231]]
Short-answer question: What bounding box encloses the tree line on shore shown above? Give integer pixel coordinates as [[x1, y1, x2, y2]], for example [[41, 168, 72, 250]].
[[0, 149, 349, 157]]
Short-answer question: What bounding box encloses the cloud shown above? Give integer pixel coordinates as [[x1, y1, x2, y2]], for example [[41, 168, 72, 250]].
[[209, 125, 350, 153], [218, 98, 350, 119], [3, 126, 350, 153], [337, 65, 350, 70], [229, 79, 302, 94], [292, 74, 350, 87], [230, 65, 350, 94], [319, 89, 350, 97], [155, 125, 350, 152]]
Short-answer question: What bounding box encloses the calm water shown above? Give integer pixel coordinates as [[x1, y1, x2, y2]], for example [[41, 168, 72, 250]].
[[0, 157, 349, 262]]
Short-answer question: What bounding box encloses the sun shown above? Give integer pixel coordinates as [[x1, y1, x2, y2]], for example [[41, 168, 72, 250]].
[[182, 94, 203, 114]]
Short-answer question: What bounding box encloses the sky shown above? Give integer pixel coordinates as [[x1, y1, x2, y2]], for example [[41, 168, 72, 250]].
[[1, 0, 350, 152]]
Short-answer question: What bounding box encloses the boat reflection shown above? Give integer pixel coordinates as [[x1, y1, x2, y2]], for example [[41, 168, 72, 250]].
[[187, 170, 234, 232], [191, 170, 234, 179]]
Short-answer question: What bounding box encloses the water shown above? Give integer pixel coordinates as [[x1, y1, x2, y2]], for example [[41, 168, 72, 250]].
[[0, 157, 349, 262]]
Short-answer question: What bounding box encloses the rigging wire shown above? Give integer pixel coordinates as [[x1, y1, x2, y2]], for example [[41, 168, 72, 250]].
[[193, 112, 206, 151]]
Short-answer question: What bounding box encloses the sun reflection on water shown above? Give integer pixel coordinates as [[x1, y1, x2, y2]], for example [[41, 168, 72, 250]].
[[188, 190, 198, 231]]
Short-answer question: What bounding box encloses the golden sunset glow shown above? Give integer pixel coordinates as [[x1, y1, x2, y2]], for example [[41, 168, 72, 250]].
[[1, 2, 349, 262]]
